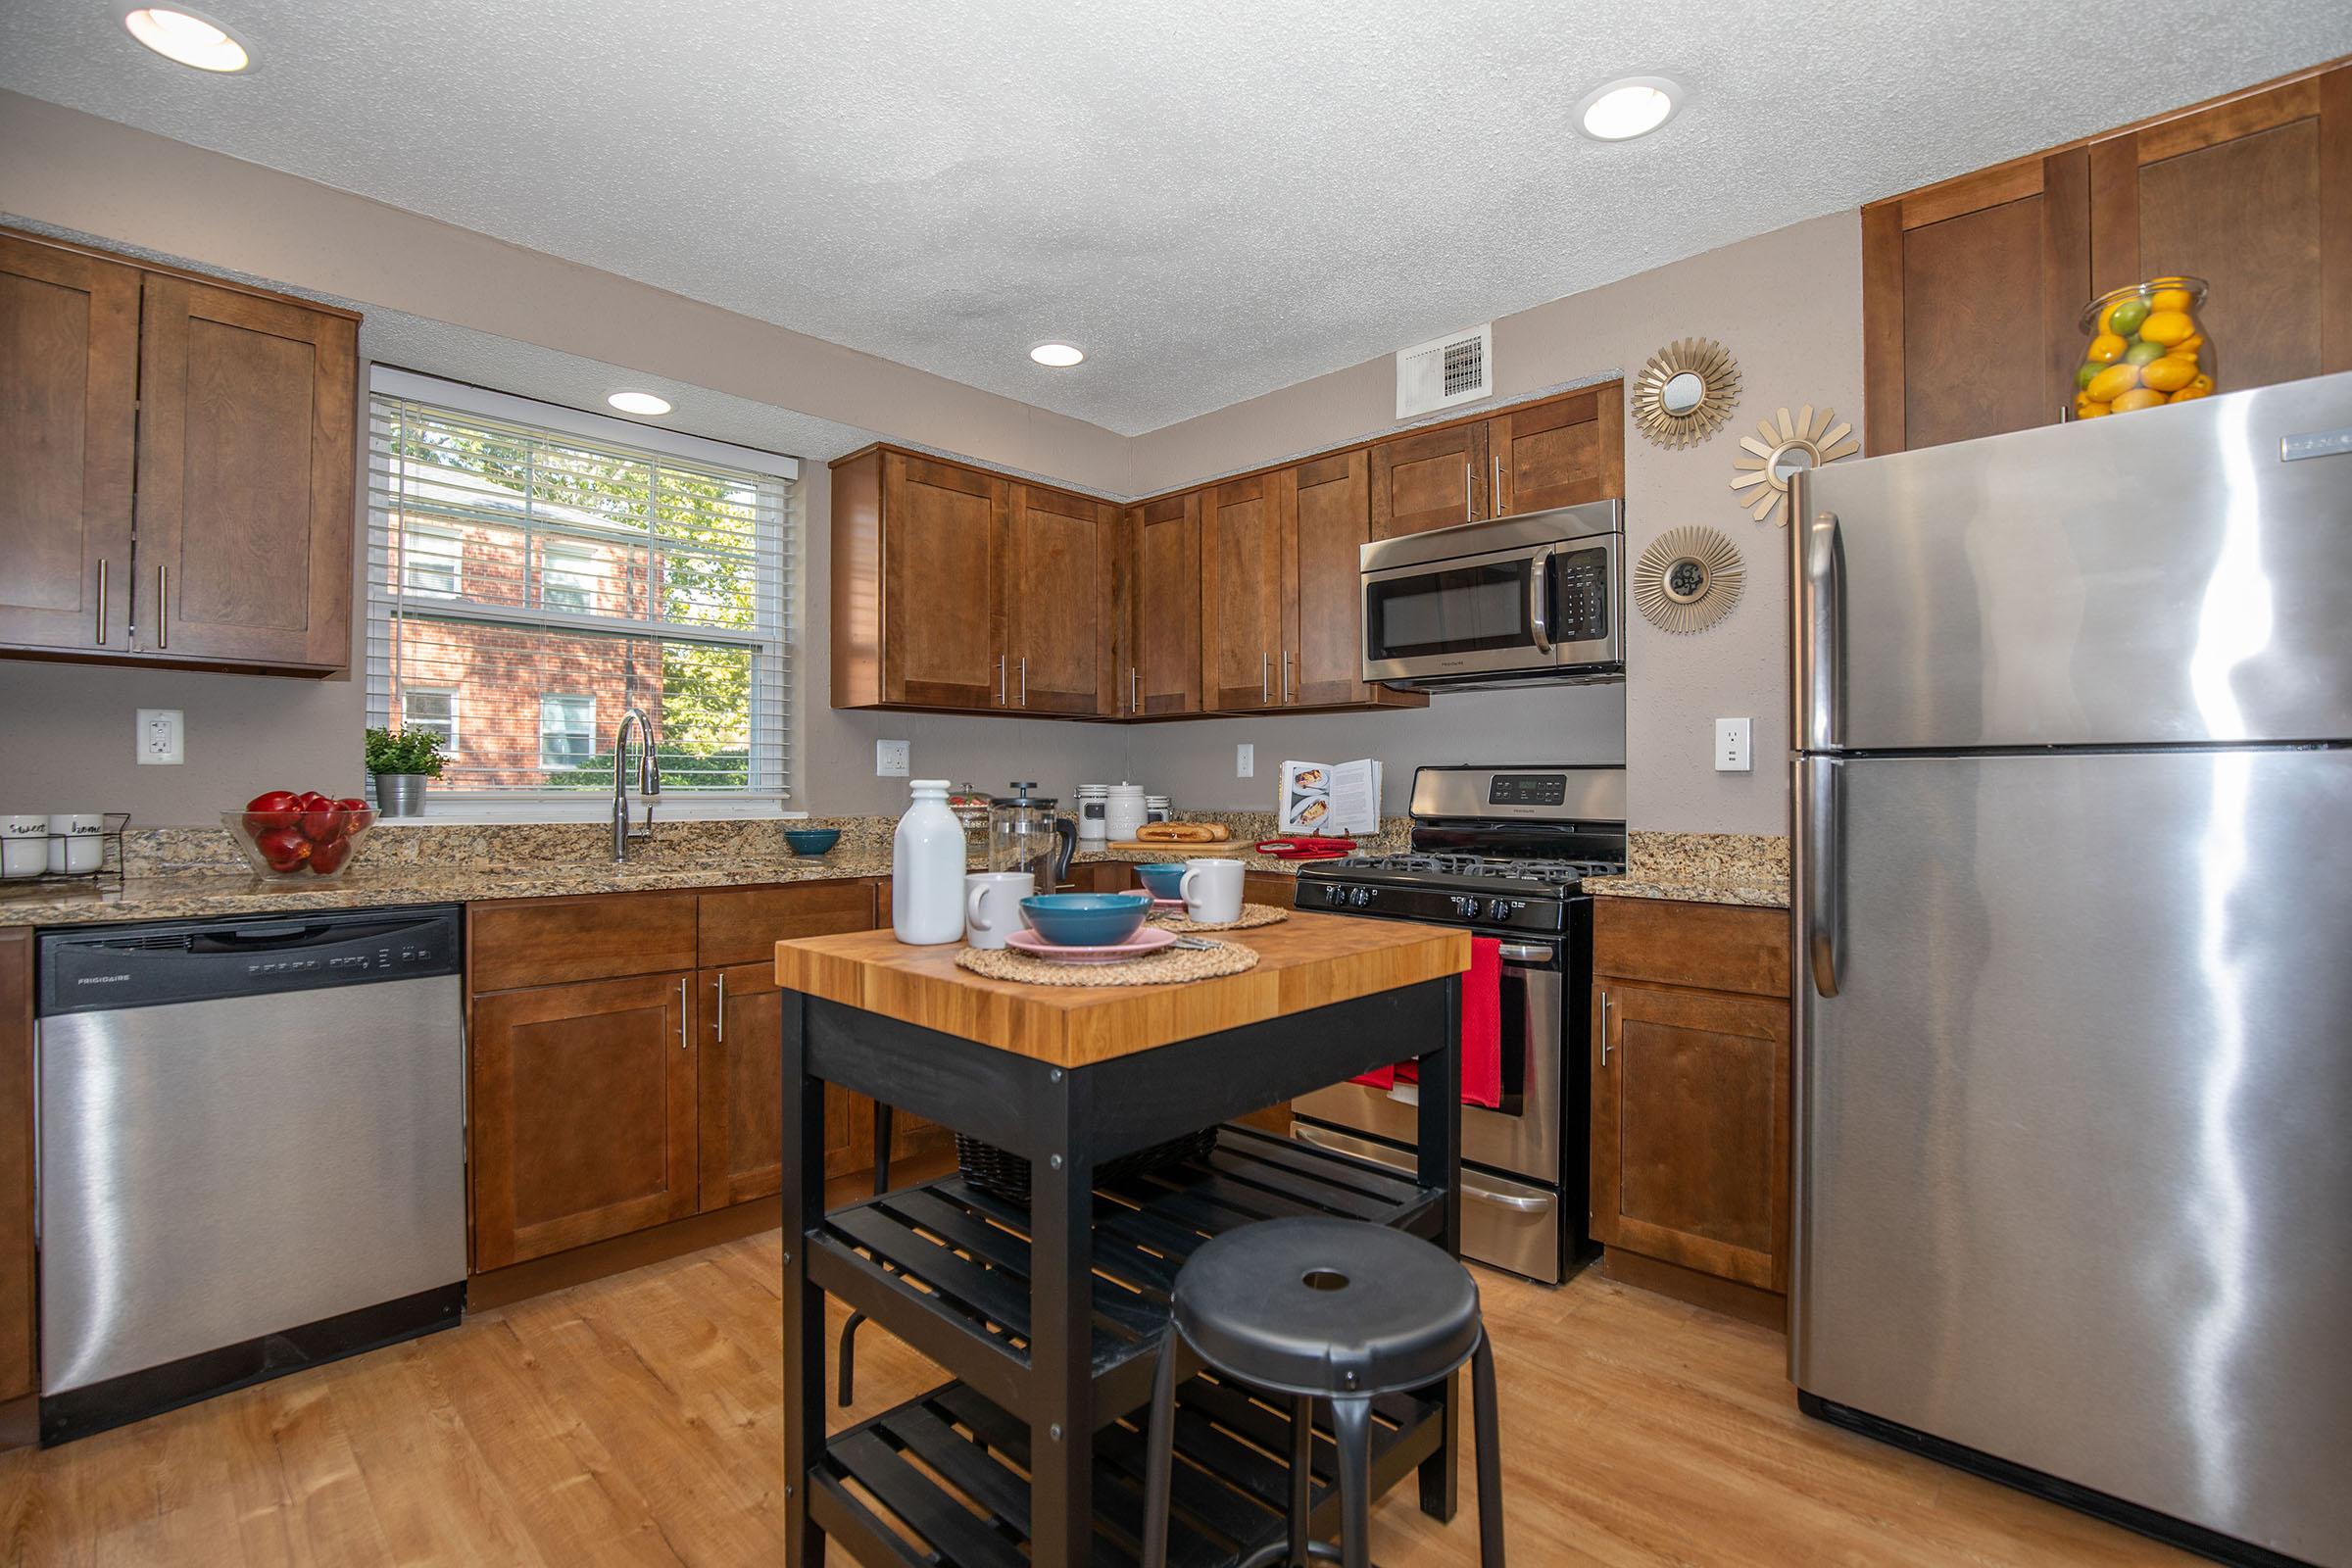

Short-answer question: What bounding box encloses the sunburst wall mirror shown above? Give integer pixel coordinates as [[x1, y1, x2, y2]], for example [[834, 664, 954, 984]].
[[1730, 405, 1858, 524], [1634, 526, 1744, 634], [1631, 338, 1740, 449]]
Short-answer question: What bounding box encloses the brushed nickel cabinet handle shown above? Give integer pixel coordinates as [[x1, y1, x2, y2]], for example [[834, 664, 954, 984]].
[[1281, 650, 1293, 704], [678, 977, 689, 1052], [1493, 455, 1504, 519], [1130, 666, 1140, 714], [157, 564, 168, 649], [713, 971, 726, 1043], [1464, 462, 1473, 522], [1600, 989, 1613, 1065], [997, 655, 1006, 705], [1018, 656, 1027, 707], [95, 560, 109, 646], [1261, 650, 1271, 704]]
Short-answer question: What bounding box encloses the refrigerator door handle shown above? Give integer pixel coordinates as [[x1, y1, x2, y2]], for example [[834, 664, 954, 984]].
[[1798, 508, 1844, 751], [1801, 756, 1841, 997]]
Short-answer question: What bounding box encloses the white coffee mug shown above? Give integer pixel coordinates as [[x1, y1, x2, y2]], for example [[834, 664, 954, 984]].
[[1178, 858, 1246, 924], [964, 870, 1036, 951], [1, 816, 47, 881], [47, 812, 105, 875]]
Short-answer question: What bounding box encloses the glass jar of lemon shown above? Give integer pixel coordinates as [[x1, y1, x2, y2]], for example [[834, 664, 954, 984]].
[[2075, 277, 2214, 418]]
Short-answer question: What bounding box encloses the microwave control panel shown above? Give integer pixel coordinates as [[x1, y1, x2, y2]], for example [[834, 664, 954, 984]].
[[1551, 547, 1611, 641]]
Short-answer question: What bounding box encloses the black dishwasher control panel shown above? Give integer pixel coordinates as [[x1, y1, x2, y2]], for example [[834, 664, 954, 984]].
[[38, 905, 464, 1015]]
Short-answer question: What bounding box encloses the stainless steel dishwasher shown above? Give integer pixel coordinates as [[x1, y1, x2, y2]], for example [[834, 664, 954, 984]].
[[36, 905, 466, 1445]]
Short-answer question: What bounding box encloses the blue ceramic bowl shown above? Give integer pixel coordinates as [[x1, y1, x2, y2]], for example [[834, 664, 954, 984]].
[[783, 828, 841, 857], [1134, 862, 1188, 900], [1020, 892, 1152, 948]]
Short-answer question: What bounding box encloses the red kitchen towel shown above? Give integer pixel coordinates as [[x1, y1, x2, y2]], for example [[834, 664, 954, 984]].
[[1349, 937, 1503, 1108]]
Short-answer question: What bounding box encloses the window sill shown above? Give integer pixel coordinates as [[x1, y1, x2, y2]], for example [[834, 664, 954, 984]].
[[370, 797, 807, 826]]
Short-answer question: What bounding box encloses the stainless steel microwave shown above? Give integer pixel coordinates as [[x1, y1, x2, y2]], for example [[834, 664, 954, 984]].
[[1359, 501, 1624, 689]]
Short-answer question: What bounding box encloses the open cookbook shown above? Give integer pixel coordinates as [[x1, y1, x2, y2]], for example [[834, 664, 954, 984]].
[[1278, 760, 1381, 836]]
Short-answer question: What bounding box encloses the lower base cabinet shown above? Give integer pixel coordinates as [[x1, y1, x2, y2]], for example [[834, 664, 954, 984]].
[[1589, 899, 1793, 1322]]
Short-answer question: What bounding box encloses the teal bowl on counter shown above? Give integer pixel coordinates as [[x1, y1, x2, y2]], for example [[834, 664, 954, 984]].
[[783, 828, 841, 856], [1134, 862, 1188, 900], [1020, 892, 1153, 947]]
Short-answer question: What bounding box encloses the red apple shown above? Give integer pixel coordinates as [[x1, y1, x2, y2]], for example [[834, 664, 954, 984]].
[[308, 835, 351, 874], [253, 825, 310, 872], [247, 790, 300, 812], [300, 806, 347, 844], [299, 791, 332, 811], [333, 798, 369, 815]]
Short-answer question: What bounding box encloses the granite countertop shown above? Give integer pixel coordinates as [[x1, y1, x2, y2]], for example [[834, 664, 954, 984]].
[[0, 812, 1395, 929], [1583, 831, 1790, 909]]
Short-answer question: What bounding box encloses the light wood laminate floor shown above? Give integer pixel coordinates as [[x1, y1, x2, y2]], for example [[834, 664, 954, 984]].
[[0, 1230, 2196, 1566]]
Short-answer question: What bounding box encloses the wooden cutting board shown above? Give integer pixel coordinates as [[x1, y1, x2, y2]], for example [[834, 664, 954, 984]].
[[1103, 840, 1239, 855]]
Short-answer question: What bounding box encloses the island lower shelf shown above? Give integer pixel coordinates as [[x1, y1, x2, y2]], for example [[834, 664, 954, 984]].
[[808, 1124, 1444, 1426]]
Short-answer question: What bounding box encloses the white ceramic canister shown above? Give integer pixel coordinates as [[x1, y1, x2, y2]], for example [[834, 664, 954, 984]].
[[893, 779, 967, 945], [0, 816, 46, 881], [1075, 784, 1109, 845], [1104, 782, 1148, 843], [1144, 794, 1171, 825]]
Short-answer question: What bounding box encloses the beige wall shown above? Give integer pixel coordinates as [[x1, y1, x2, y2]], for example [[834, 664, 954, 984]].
[[1127, 211, 1864, 834]]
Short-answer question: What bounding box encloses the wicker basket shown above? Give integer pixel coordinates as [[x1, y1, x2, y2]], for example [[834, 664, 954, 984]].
[[954, 1126, 1221, 1204]]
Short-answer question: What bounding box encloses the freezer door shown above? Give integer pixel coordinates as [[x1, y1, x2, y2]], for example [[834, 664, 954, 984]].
[[1790, 748, 2352, 1563], [1792, 370, 2352, 752]]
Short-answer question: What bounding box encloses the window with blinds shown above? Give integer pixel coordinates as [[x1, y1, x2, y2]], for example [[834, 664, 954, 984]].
[[365, 386, 794, 804]]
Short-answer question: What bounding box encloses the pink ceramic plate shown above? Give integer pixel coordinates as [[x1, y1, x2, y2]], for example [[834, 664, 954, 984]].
[[1150, 897, 1186, 909], [1004, 925, 1180, 963]]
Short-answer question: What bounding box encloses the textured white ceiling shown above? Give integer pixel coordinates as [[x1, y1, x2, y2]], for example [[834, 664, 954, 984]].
[[4, 2, 2348, 435]]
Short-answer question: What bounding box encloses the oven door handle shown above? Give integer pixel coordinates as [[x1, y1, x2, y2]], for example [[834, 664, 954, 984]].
[[1293, 1123, 1555, 1212], [1496, 943, 1552, 964]]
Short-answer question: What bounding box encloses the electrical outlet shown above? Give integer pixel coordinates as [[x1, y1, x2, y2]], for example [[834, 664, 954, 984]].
[[875, 739, 909, 777], [1714, 717, 1752, 773], [137, 708, 184, 765], [1236, 743, 1254, 778]]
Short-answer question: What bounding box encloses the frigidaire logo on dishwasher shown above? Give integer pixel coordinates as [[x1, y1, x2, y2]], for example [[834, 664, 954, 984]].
[[75, 974, 131, 985]]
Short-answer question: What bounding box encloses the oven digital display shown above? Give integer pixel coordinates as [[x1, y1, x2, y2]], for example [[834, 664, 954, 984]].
[[1488, 774, 1566, 807]]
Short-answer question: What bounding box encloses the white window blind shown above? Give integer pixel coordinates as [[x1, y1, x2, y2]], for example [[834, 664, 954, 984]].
[[366, 382, 794, 803]]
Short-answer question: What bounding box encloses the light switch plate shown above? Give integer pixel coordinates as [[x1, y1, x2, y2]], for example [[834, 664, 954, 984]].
[[875, 739, 909, 777], [1236, 743, 1254, 778], [1714, 717, 1752, 773], [137, 708, 184, 765]]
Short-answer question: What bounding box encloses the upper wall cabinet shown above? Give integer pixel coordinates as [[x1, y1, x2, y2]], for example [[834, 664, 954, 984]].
[[1370, 385, 1624, 540], [1864, 59, 2349, 454], [1125, 490, 1201, 717], [0, 228, 358, 675], [1002, 481, 1120, 715]]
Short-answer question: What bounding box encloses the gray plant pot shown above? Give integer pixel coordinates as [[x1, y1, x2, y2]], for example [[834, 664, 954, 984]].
[[373, 772, 429, 817]]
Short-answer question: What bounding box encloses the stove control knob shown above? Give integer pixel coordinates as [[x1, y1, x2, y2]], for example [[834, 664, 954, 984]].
[[1487, 898, 1513, 921], [1349, 887, 1374, 907], [1451, 896, 1480, 918], [1324, 884, 1348, 906]]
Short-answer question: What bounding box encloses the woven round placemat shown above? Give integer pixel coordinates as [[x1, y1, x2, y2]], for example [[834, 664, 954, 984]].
[[1148, 903, 1289, 934], [955, 938, 1260, 987]]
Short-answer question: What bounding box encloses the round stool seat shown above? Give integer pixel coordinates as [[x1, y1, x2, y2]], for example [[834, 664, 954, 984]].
[[1171, 1216, 1481, 1399]]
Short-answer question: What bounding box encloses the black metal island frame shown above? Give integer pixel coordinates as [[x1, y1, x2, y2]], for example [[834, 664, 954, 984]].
[[775, 914, 1472, 1568]]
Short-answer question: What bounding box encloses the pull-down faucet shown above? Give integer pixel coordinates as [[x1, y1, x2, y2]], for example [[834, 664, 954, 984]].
[[612, 707, 662, 860]]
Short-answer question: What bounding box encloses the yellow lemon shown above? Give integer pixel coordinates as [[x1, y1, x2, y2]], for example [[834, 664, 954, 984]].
[[2188, 373, 2215, 396], [2078, 400, 2113, 417], [2177, 332, 2203, 353], [2085, 363, 2141, 403], [2085, 332, 2128, 365], [2138, 310, 2194, 347], [2141, 358, 2197, 393], [2168, 384, 2211, 404], [2149, 286, 2193, 313], [2112, 388, 2167, 414]]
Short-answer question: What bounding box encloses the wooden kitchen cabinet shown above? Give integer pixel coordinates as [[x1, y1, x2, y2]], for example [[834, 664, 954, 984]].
[[469, 971, 700, 1270], [1199, 471, 1286, 711], [1590, 898, 1793, 1327], [1276, 448, 1424, 711], [0, 227, 359, 673], [1369, 418, 1485, 540], [1125, 490, 1202, 716], [1863, 58, 2349, 453], [1003, 482, 1121, 715], [0, 930, 32, 1406], [0, 231, 139, 655], [831, 446, 1007, 711], [1486, 385, 1624, 517]]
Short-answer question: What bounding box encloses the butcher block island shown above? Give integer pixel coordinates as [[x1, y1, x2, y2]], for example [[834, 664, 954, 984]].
[[773, 912, 1471, 1568]]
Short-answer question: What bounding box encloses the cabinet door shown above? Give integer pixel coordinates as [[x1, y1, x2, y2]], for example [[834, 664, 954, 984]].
[[1488, 386, 1622, 516], [1198, 473, 1283, 711], [2088, 63, 2351, 393], [133, 272, 358, 668], [697, 962, 796, 1206], [1591, 979, 1790, 1293], [1369, 419, 1486, 539], [1280, 449, 1374, 707], [882, 452, 1006, 710], [0, 232, 138, 653], [1861, 149, 2092, 454], [1128, 491, 1201, 716], [1004, 483, 1117, 715], [470, 973, 699, 1269]]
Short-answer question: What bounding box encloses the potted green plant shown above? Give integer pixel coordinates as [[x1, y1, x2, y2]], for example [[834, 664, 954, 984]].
[[365, 727, 445, 817]]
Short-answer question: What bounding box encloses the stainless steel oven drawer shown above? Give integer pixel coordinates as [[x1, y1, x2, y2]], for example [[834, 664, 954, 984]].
[[1291, 1121, 1565, 1285]]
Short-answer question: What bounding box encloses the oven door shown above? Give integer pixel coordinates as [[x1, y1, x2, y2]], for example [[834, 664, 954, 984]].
[[1293, 938, 1562, 1182], [1360, 537, 1619, 684]]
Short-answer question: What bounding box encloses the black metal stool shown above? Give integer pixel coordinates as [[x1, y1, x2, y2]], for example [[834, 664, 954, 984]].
[[835, 1101, 895, 1404], [1141, 1216, 1504, 1568]]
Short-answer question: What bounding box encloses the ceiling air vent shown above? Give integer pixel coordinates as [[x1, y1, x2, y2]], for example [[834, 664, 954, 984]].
[[1396, 323, 1494, 420]]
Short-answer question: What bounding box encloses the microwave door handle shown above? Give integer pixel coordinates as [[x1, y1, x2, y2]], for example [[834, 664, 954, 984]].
[[1527, 547, 1553, 653]]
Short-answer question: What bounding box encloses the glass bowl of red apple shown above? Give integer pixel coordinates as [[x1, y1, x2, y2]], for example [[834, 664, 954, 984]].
[[223, 791, 377, 879]]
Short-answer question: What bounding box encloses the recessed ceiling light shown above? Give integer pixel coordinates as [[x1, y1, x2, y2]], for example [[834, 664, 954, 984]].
[[1029, 343, 1085, 368], [122, 7, 250, 73], [1576, 76, 1682, 141], [607, 391, 672, 416]]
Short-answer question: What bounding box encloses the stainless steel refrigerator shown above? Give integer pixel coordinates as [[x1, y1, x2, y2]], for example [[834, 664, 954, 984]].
[[1788, 371, 2352, 1568]]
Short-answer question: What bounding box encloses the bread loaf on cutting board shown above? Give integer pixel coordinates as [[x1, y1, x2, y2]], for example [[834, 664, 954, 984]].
[[1134, 821, 1229, 843]]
